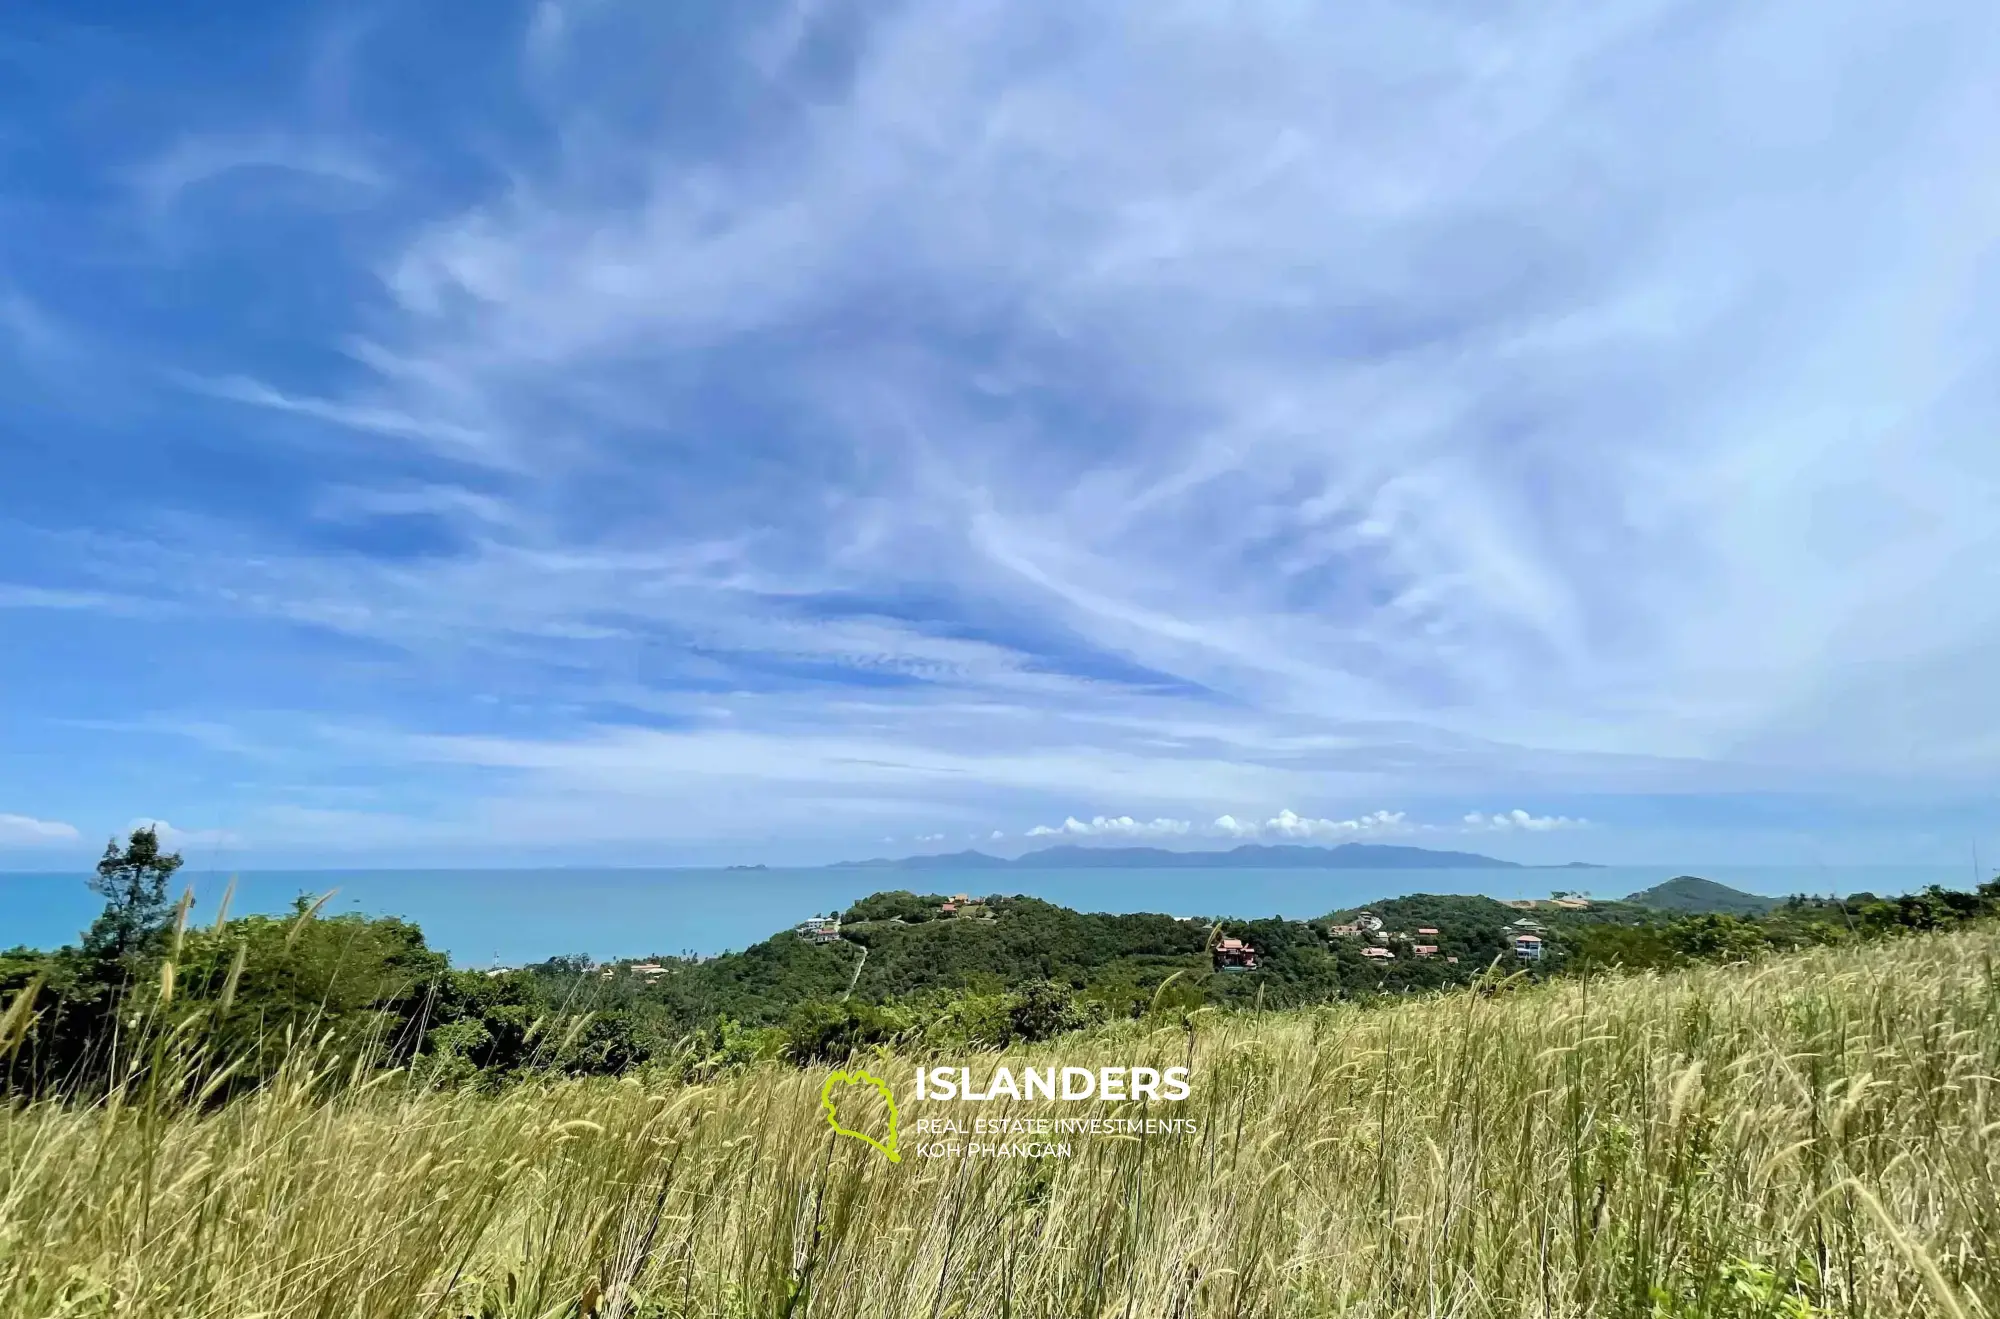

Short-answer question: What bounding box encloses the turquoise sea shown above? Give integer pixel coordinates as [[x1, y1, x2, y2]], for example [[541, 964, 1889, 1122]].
[[3, 863, 1982, 967]]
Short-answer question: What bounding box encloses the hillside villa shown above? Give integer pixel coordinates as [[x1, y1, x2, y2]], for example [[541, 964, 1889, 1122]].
[[1337, 919, 1448, 961], [1214, 937, 1259, 971], [796, 915, 843, 944]]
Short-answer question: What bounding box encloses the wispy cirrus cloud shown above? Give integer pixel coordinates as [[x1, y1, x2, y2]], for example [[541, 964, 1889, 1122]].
[[186, 375, 500, 458], [0, 0, 1997, 863], [0, 583, 165, 615], [129, 132, 384, 218]]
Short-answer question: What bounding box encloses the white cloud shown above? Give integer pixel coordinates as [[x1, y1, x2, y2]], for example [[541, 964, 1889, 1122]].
[[1008, 806, 1553, 845], [1211, 809, 1410, 841], [1025, 815, 1193, 839], [0, 813, 81, 845], [1462, 809, 1587, 833], [125, 819, 243, 850], [1272, 808, 1410, 840]]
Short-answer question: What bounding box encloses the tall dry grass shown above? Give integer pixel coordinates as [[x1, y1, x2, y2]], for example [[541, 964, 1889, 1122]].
[[4, 929, 1999, 1318]]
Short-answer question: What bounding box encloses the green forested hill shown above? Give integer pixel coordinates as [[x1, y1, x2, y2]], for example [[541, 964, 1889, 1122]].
[[643, 896, 1214, 1027], [1323, 892, 1523, 930], [625, 891, 1532, 1031], [532, 885, 1765, 1041], [1623, 875, 1778, 915], [643, 932, 860, 1027], [443, 877, 1998, 1069], [572, 879, 1775, 1033], [843, 898, 1210, 998]]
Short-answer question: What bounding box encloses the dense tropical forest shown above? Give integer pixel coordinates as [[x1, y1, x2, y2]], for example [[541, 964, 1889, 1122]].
[[5, 826, 1998, 1096]]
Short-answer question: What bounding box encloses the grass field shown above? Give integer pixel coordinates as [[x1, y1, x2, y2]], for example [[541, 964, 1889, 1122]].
[[4, 930, 1998, 1318]]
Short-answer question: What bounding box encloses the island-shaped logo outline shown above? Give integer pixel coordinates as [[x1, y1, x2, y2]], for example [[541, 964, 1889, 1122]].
[[820, 1068, 901, 1163]]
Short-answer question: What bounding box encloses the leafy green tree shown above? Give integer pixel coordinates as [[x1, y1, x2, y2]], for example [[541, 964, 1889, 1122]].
[[142, 901, 451, 1097], [1079, 975, 1150, 1020], [913, 990, 1014, 1050], [419, 969, 541, 1079], [684, 1016, 789, 1078], [1663, 914, 1773, 963], [83, 826, 183, 963], [1569, 924, 1676, 972], [784, 998, 907, 1063], [1006, 980, 1087, 1042]]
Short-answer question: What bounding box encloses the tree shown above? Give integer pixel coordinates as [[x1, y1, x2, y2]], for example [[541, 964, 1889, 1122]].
[[784, 998, 907, 1063], [83, 826, 183, 963], [1663, 914, 1771, 963], [1007, 980, 1087, 1042]]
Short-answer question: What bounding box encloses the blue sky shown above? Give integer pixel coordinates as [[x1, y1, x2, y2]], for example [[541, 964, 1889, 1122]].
[[2, 0, 1998, 871]]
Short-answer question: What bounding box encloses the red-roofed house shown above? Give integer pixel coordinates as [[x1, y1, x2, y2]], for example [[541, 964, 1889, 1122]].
[[1214, 937, 1259, 971]]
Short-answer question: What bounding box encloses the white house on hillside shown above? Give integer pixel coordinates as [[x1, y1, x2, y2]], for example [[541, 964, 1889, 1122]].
[[796, 915, 843, 943]]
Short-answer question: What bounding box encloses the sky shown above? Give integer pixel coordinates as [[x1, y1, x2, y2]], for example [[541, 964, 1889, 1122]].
[[2, 0, 1998, 873]]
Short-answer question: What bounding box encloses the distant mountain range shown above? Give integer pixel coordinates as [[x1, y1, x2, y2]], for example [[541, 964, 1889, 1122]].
[[828, 842, 1607, 871]]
